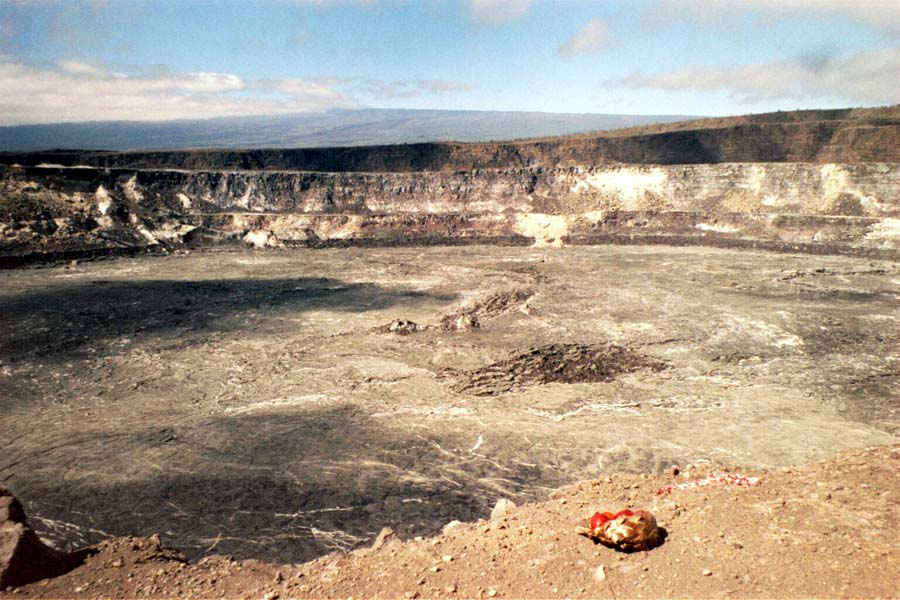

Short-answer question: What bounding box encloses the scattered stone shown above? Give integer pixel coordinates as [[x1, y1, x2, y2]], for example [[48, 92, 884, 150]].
[[387, 319, 422, 335], [490, 498, 516, 520], [242, 230, 282, 249], [371, 528, 398, 551], [441, 313, 480, 332], [594, 565, 606, 582], [442, 520, 463, 535], [441, 555, 454, 562], [441, 289, 534, 332], [703, 569, 713, 576]]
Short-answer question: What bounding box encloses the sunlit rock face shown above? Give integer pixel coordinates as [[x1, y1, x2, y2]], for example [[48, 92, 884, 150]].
[[1, 161, 898, 262]]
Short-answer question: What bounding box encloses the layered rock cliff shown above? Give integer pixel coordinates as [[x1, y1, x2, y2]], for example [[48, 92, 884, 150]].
[[1, 106, 898, 264], [1, 161, 897, 264]]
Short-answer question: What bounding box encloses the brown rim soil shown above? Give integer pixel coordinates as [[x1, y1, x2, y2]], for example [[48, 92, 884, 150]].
[[3, 444, 898, 599]]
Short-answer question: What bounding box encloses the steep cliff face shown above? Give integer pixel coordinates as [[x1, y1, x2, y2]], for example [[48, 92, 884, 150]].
[[1, 161, 897, 264], [2, 106, 898, 264], [5, 163, 897, 218]]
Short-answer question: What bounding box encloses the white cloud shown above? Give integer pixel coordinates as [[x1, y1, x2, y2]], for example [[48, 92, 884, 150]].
[[0, 58, 357, 125], [360, 78, 472, 99], [416, 79, 472, 93], [0, 58, 473, 125], [645, 0, 900, 35], [259, 77, 349, 101], [57, 60, 106, 77], [559, 20, 610, 56], [469, 0, 534, 24], [617, 47, 900, 105]]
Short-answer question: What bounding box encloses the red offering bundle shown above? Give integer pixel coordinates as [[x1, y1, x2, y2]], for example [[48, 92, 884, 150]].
[[577, 508, 661, 552]]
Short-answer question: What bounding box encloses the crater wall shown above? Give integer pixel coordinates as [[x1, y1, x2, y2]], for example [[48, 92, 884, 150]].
[[2, 105, 899, 264], [1, 161, 897, 264], [3, 118, 899, 171]]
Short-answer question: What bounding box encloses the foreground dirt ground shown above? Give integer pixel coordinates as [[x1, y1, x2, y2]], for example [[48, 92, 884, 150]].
[[4, 444, 898, 599]]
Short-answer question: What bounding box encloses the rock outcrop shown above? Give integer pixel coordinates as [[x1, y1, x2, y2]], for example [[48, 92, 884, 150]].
[[0, 487, 84, 588]]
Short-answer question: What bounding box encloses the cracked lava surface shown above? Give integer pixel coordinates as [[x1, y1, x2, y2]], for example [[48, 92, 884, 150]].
[[1, 245, 897, 563]]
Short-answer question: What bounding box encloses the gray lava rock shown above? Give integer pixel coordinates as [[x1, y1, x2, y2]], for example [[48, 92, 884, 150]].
[[388, 319, 421, 335]]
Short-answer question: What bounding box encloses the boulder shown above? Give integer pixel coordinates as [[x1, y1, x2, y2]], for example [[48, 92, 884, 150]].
[[490, 498, 516, 520], [388, 319, 420, 335], [0, 487, 82, 588]]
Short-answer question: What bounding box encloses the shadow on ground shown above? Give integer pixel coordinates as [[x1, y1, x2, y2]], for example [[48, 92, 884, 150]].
[[0, 277, 455, 359], [16, 405, 557, 564]]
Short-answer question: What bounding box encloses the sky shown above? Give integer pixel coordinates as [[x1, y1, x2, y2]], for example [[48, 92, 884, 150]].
[[0, 0, 898, 125]]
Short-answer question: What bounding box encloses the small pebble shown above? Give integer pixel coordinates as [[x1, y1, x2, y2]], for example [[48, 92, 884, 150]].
[[594, 565, 606, 582], [703, 569, 713, 576], [443, 520, 463, 534]]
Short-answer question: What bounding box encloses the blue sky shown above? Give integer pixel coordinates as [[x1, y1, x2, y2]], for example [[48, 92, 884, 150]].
[[0, 0, 898, 124]]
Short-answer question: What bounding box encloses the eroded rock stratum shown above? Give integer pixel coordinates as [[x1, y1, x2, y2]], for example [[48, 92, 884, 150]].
[[1, 107, 899, 264]]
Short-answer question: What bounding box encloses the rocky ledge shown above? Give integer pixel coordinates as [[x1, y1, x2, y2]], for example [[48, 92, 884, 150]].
[[1, 161, 898, 266]]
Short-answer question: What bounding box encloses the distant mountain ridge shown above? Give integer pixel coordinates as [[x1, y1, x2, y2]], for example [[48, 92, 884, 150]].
[[0, 108, 695, 152]]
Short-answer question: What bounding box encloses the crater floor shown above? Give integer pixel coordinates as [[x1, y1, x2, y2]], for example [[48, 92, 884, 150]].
[[1, 245, 897, 563]]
